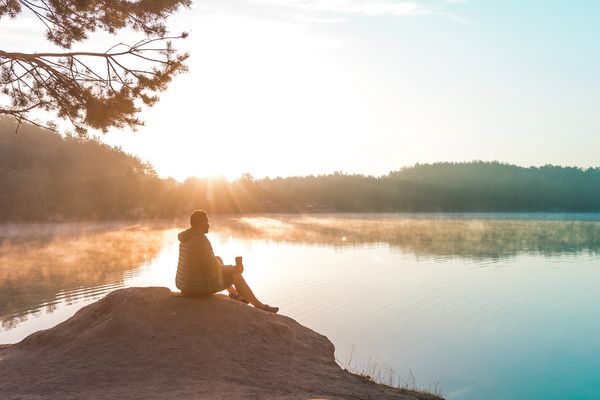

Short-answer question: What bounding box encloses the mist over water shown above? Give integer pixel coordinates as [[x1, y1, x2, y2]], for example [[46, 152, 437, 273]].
[[2, 214, 600, 399]]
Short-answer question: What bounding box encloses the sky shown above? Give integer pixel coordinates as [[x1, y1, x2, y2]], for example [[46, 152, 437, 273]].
[[3, 1, 600, 180]]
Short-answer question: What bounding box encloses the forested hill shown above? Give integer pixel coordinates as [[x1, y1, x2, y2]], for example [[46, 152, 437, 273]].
[[248, 163, 600, 213], [0, 120, 161, 221], [2, 120, 600, 221]]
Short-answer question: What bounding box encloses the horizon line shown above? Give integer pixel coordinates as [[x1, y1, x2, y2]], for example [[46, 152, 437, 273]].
[[158, 160, 600, 183]]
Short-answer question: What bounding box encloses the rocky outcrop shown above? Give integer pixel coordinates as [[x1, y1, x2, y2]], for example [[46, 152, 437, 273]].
[[0, 287, 441, 399]]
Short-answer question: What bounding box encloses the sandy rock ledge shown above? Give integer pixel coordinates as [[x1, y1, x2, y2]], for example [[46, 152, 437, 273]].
[[0, 287, 442, 400]]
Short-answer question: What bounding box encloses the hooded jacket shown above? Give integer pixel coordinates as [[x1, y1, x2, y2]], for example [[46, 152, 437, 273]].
[[175, 228, 222, 294]]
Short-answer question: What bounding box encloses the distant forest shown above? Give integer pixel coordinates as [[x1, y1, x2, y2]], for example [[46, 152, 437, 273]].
[[2, 120, 600, 221]]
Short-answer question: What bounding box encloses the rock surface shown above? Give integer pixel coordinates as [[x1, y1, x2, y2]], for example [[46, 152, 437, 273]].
[[0, 287, 441, 399]]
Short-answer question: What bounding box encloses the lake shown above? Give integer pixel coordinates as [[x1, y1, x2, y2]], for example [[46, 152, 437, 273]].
[[2, 213, 600, 399]]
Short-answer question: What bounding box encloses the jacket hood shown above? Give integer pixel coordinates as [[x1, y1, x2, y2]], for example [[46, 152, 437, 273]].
[[178, 228, 205, 243]]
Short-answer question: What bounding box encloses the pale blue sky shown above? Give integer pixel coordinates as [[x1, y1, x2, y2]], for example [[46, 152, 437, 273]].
[[3, 1, 599, 179]]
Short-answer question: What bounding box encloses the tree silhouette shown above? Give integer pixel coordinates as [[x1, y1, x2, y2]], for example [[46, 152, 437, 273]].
[[3, 119, 600, 220], [0, 0, 190, 135]]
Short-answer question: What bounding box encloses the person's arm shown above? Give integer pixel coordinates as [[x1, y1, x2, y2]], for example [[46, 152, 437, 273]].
[[201, 237, 243, 273], [221, 263, 243, 274]]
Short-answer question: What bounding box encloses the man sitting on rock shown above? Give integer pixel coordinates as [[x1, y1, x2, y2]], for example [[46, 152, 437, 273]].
[[176, 210, 279, 313]]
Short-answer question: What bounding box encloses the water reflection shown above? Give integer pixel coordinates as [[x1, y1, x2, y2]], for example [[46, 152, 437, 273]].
[[3, 215, 600, 399], [2, 214, 600, 335], [217, 215, 600, 259], [0, 223, 169, 329]]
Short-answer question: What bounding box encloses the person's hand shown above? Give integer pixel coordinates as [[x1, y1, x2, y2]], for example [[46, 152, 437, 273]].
[[233, 264, 244, 274]]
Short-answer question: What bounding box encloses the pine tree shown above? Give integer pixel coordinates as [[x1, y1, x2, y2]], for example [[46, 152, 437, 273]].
[[0, 0, 190, 135]]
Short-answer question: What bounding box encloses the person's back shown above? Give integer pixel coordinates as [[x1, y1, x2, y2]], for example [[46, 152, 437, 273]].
[[176, 227, 222, 294], [175, 210, 278, 313]]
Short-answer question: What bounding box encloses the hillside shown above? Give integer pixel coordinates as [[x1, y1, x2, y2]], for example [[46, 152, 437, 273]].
[[2, 119, 600, 220], [0, 119, 161, 221]]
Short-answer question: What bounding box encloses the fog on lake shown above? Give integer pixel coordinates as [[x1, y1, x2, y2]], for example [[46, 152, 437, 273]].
[[2, 214, 600, 400]]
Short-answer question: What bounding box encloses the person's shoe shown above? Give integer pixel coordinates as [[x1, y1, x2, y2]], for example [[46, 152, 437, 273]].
[[260, 304, 279, 314]]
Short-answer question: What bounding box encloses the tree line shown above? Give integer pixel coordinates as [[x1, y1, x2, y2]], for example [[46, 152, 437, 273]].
[[2, 121, 600, 222]]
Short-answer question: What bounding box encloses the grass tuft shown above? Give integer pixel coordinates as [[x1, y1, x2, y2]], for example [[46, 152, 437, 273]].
[[337, 347, 444, 399]]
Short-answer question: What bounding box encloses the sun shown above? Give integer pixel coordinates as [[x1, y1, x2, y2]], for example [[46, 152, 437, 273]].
[[155, 159, 245, 182]]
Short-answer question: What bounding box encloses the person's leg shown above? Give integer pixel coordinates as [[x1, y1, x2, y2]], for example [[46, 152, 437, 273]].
[[227, 286, 240, 296], [231, 272, 265, 309], [232, 272, 278, 313], [216, 256, 277, 312], [232, 272, 278, 312], [215, 256, 238, 296]]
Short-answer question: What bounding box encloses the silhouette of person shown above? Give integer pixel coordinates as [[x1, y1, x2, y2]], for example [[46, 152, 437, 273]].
[[176, 210, 278, 313]]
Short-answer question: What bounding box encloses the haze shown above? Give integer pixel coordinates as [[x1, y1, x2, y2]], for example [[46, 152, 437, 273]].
[[4, 1, 600, 180]]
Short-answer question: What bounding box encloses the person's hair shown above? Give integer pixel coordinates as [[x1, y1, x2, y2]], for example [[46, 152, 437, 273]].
[[190, 210, 208, 228]]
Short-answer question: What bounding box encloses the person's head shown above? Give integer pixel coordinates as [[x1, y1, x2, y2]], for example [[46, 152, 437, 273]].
[[190, 210, 209, 233]]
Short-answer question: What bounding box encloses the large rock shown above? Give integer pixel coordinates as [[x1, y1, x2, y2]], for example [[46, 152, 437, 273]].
[[0, 287, 441, 399]]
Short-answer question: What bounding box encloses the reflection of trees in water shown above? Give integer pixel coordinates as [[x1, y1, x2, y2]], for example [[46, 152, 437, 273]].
[[0, 224, 170, 330], [215, 215, 600, 260], [4, 216, 599, 331]]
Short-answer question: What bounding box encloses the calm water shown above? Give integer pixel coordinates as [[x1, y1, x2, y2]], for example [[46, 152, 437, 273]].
[[2, 214, 600, 399]]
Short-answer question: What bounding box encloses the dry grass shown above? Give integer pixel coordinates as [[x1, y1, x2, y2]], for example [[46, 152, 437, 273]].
[[338, 347, 444, 399]]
